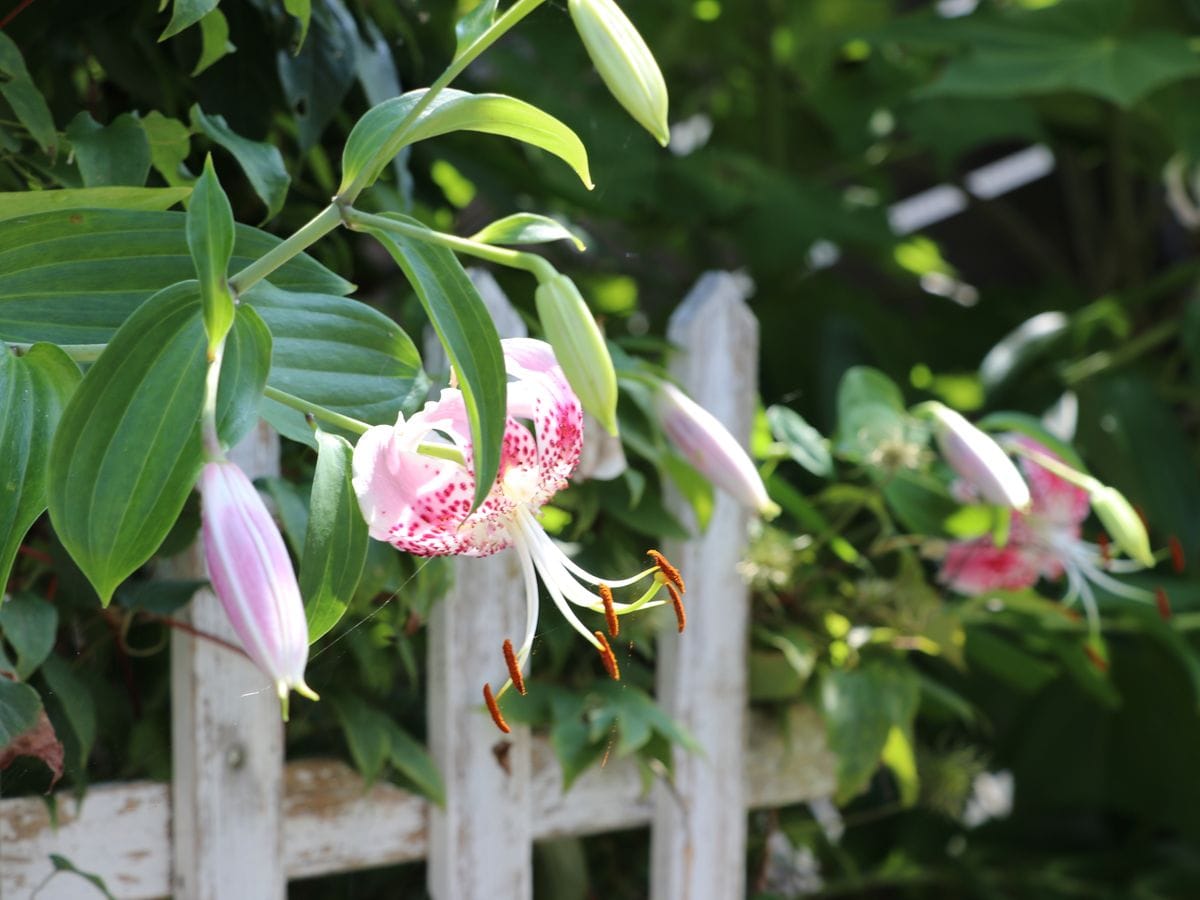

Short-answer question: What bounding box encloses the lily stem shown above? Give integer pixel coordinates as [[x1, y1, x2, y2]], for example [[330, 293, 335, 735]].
[[263, 385, 370, 435]]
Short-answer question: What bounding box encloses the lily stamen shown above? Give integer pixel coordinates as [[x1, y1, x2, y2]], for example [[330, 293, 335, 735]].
[[667, 582, 686, 633], [648, 549, 685, 594], [599, 584, 619, 637], [483, 683, 511, 734], [594, 630, 620, 680], [503, 639, 526, 695]]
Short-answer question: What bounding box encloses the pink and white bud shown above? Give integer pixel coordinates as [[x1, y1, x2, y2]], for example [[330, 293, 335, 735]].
[[926, 403, 1031, 511], [655, 381, 779, 518], [199, 460, 316, 719]]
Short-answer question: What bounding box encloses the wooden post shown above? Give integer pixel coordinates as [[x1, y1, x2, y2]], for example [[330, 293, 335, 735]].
[[651, 272, 757, 900], [426, 270, 533, 900], [169, 421, 286, 900]]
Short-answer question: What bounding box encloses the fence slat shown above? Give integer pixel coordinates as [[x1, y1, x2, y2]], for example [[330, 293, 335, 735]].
[[168, 421, 286, 900], [652, 272, 758, 900], [426, 270, 533, 900]]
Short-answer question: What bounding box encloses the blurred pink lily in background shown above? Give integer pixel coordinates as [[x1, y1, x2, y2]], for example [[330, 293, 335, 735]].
[[352, 338, 681, 732], [939, 436, 1154, 629], [199, 460, 317, 719]]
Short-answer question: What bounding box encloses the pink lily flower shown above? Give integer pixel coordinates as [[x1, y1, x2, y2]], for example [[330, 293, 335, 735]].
[[352, 338, 681, 730], [938, 436, 1152, 627], [199, 460, 317, 719]]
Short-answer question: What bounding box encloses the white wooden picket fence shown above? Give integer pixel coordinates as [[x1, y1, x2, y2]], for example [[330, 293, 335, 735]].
[[0, 272, 834, 900]]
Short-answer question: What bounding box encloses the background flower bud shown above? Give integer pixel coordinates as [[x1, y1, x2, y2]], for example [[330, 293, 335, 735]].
[[927, 403, 1031, 510], [1089, 484, 1155, 568], [567, 0, 670, 146], [200, 460, 317, 719], [535, 272, 619, 435], [656, 381, 779, 518]]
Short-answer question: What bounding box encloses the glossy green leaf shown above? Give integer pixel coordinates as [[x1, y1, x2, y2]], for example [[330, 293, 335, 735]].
[[284, 0, 313, 48], [331, 693, 392, 784], [918, 0, 1200, 108], [277, 0, 358, 151], [767, 404, 832, 477], [0, 344, 80, 593], [246, 281, 425, 445], [0, 208, 351, 344], [385, 719, 445, 806], [819, 662, 919, 803], [190, 105, 290, 220], [366, 217, 506, 510], [835, 365, 909, 462], [470, 213, 586, 251], [0, 32, 56, 154], [47, 281, 268, 603], [192, 7, 235, 76], [0, 187, 191, 221], [214, 305, 271, 449], [455, 0, 499, 59], [140, 112, 194, 186], [65, 112, 152, 187], [40, 655, 97, 770], [340, 89, 593, 196], [187, 156, 236, 348], [302, 431, 368, 642], [161, 0, 219, 40], [0, 594, 58, 680], [0, 678, 42, 748]]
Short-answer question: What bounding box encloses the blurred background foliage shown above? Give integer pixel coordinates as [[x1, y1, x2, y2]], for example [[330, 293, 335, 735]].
[[5, 0, 1200, 896]]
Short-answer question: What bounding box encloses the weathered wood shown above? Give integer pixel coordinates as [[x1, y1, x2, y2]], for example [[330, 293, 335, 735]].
[[651, 271, 759, 900], [167, 421, 286, 900], [1, 713, 833, 898], [426, 273, 534, 900]]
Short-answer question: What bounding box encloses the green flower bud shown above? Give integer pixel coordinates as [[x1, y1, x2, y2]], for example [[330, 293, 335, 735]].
[[535, 273, 619, 436], [1089, 484, 1154, 568], [568, 0, 670, 146]]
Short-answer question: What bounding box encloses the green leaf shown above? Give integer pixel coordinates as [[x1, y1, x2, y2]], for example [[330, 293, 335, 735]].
[[455, 0, 499, 59], [276, 0, 359, 151], [384, 719, 445, 806], [549, 693, 609, 791], [161, 0, 219, 40], [819, 662, 919, 803], [39, 655, 97, 768], [0, 32, 57, 154], [365, 218, 506, 510], [918, 0, 1200, 108], [187, 156, 236, 348], [140, 112, 194, 186], [301, 431, 368, 642], [48, 855, 116, 900], [880, 725, 918, 807], [0, 187, 191, 220], [284, 0, 313, 48], [340, 89, 593, 196], [215, 305, 271, 448], [0, 677, 42, 748], [0, 208, 351, 344], [0, 344, 80, 593], [247, 281, 425, 445], [470, 213, 586, 251], [965, 627, 1059, 694], [834, 365, 909, 462], [191, 105, 290, 220], [192, 7, 235, 76], [65, 112, 152, 187], [0, 594, 58, 680], [331, 694, 391, 784], [47, 281, 268, 603], [767, 405, 832, 477]]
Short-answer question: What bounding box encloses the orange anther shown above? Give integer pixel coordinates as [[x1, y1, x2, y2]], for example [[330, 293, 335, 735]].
[[667, 583, 686, 633], [502, 639, 526, 695], [1097, 533, 1111, 565], [1156, 587, 1172, 621], [1169, 535, 1186, 574], [599, 583, 619, 637], [594, 631, 620, 681], [1083, 643, 1108, 672], [483, 683, 510, 733], [647, 549, 685, 594]]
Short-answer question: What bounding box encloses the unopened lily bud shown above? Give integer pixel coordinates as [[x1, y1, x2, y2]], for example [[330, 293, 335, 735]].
[[656, 381, 780, 518], [567, 0, 670, 146], [199, 460, 317, 719], [535, 272, 619, 435], [925, 403, 1031, 510], [1088, 484, 1154, 568]]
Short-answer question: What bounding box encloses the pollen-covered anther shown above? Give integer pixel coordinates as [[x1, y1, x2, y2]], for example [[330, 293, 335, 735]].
[[483, 683, 511, 733], [599, 583, 619, 637], [1156, 587, 1172, 621], [594, 630, 620, 680], [502, 639, 526, 695], [647, 549, 685, 594], [1097, 532, 1111, 565], [667, 582, 686, 633], [1169, 535, 1186, 574]]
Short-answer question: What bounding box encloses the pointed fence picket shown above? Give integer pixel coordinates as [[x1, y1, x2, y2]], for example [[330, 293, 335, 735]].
[[0, 272, 835, 900]]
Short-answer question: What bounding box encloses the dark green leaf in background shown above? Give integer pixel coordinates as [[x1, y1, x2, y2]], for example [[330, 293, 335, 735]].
[[161, 0, 220, 41], [768, 404, 833, 477], [455, 0, 499, 59], [0, 677, 42, 748], [190, 105, 290, 220], [214, 305, 271, 449], [140, 112, 194, 186], [276, 0, 359, 151], [0, 594, 58, 681], [0, 32, 57, 154], [65, 113, 152, 188], [0, 344, 80, 593], [192, 7, 236, 76]]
